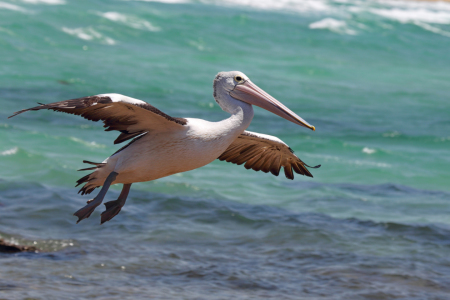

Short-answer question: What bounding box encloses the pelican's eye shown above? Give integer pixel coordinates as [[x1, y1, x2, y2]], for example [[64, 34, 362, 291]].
[[234, 75, 244, 83]]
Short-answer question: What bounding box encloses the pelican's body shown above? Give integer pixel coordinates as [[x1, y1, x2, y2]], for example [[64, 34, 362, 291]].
[[9, 71, 319, 224], [93, 106, 253, 188]]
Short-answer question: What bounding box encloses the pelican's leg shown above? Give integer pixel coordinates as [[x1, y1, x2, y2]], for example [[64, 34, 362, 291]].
[[100, 183, 132, 224], [73, 171, 118, 224]]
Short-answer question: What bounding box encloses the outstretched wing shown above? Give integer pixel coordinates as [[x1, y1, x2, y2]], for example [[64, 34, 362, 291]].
[[8, 93, 187, 144], [218, 131, 320, 180]]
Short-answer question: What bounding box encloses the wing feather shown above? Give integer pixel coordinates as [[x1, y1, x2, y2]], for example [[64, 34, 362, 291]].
[[260, 151, 277, 173], [269, 155, 281, 176], [9, 94, 187, 145], [218, 130, 320, 180]]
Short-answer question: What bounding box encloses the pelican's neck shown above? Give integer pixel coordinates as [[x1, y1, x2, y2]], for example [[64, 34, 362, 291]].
[[216, 93, 254, 136]]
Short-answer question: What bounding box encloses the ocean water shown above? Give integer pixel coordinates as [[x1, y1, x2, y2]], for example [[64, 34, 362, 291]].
[[1, 0, 450, 299]]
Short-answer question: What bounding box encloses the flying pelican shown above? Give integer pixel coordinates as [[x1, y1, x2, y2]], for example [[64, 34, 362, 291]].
[[9, 71, 320, 224]]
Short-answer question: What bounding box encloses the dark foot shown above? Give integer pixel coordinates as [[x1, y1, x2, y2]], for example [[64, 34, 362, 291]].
[[73, 201, 101, 224], [100, 200, 123, 224]]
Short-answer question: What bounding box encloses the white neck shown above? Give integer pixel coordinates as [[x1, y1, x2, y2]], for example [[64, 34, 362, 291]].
[[215, 93, 254, 138]]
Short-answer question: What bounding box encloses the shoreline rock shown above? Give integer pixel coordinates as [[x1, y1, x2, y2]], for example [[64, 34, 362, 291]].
[[0, 238, 37, 253]]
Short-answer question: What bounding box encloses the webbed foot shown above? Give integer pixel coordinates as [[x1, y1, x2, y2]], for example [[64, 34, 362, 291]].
[[100, 200, 123, 224], [73, 201, 101, 223]]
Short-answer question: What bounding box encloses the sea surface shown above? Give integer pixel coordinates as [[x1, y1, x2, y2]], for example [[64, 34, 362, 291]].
[[1, 0, 449, 299]]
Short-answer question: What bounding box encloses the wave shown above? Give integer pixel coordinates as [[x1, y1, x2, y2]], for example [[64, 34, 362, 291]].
[[362, 147, 376, 154], [205, 0, 332, 13], [3, 177, 449, 240], [0, 2, 29, 12], [98, 11, 161, 32], [126, 0, 332, 12], [309, 18, 357, 35], [128, 0, 190, 3], [0, 147, 18, 156], [20, 0, 65, 4], [414, 21, 450, 38], [310, 153, 391, 168], [123, 0, 450, 42], [371, 7, 450, 25], [184, 0, 450, 38], [132, 0, 450, 20], [68, 137, 106, 149], [61, 27, 116, 45], [125, 0, 450, 39], [1, 178, 448, 299]]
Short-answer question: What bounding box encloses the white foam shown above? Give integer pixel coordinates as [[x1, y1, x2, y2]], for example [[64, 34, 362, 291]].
[[124, 0, 450, 24], [125, 0, 189, 3], [123, 0, 450, 39], [362, 147, 376, 155], [371, 8, 450, 24], [62, 27, 116, 45], [205, 0, 331, 13], [20, 0, 65, 4], [128, 0, 331, 12], [0, 2, 29, 12], [1, 147, 18, 156], [414, 21, 450, 38], [375, 0, 450, 11], [99, 12, 160, 32], [309, 18, 357, 35], [70, 137, 106, 148]]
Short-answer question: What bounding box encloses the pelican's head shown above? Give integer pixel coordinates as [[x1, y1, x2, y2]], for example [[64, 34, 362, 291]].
[[213, 71, 315, 131]]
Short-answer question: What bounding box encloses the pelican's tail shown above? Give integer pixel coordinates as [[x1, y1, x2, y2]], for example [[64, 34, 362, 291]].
[[76, 160, 106, 195]]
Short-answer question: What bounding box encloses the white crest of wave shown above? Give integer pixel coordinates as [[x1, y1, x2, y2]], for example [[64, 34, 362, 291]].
[[205, 0, 331, 12], [375, 0, 450, 11], [128, 0, 189, 2], [309, 18, 357, 35], [312, 153, 391, 168], [99, 12, 161, 32], [371, 7, 450, 25], [127, 0, 331, 11], [62, 27, 116, 45], [0, 2, 29, 12], [20, 0, 65, 4], [414, 21, 450, 38], [362, 147, 376, 155], [1, 147, 18, 156], [69, 137, 106, 148]]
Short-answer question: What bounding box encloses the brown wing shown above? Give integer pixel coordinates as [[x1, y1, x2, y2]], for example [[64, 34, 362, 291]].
[[218, 131, 320, 180], [8, 94, 187, 145]]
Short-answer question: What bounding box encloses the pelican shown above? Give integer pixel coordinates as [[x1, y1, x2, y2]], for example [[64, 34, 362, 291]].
[[9, 71, 320, 224]]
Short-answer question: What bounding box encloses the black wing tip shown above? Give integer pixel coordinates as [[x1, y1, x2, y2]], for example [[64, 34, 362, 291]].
[[8, 113, 19, 119], [8, 96, 112, 119], [302, 163, 320, 178], [77, 167, 97, 171], [305, 164, 321, 169], [8, 108, 33, 118], [8, 102, 48, 119]]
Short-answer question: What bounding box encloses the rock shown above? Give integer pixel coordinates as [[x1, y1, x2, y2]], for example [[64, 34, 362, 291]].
[[0, 238, 37, 253]]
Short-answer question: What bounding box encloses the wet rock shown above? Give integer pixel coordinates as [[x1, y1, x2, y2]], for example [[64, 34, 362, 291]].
[[0, 238, 37, 253]]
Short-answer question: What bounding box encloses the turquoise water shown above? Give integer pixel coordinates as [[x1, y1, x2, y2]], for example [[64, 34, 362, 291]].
[[1, 0, 450, 299]]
